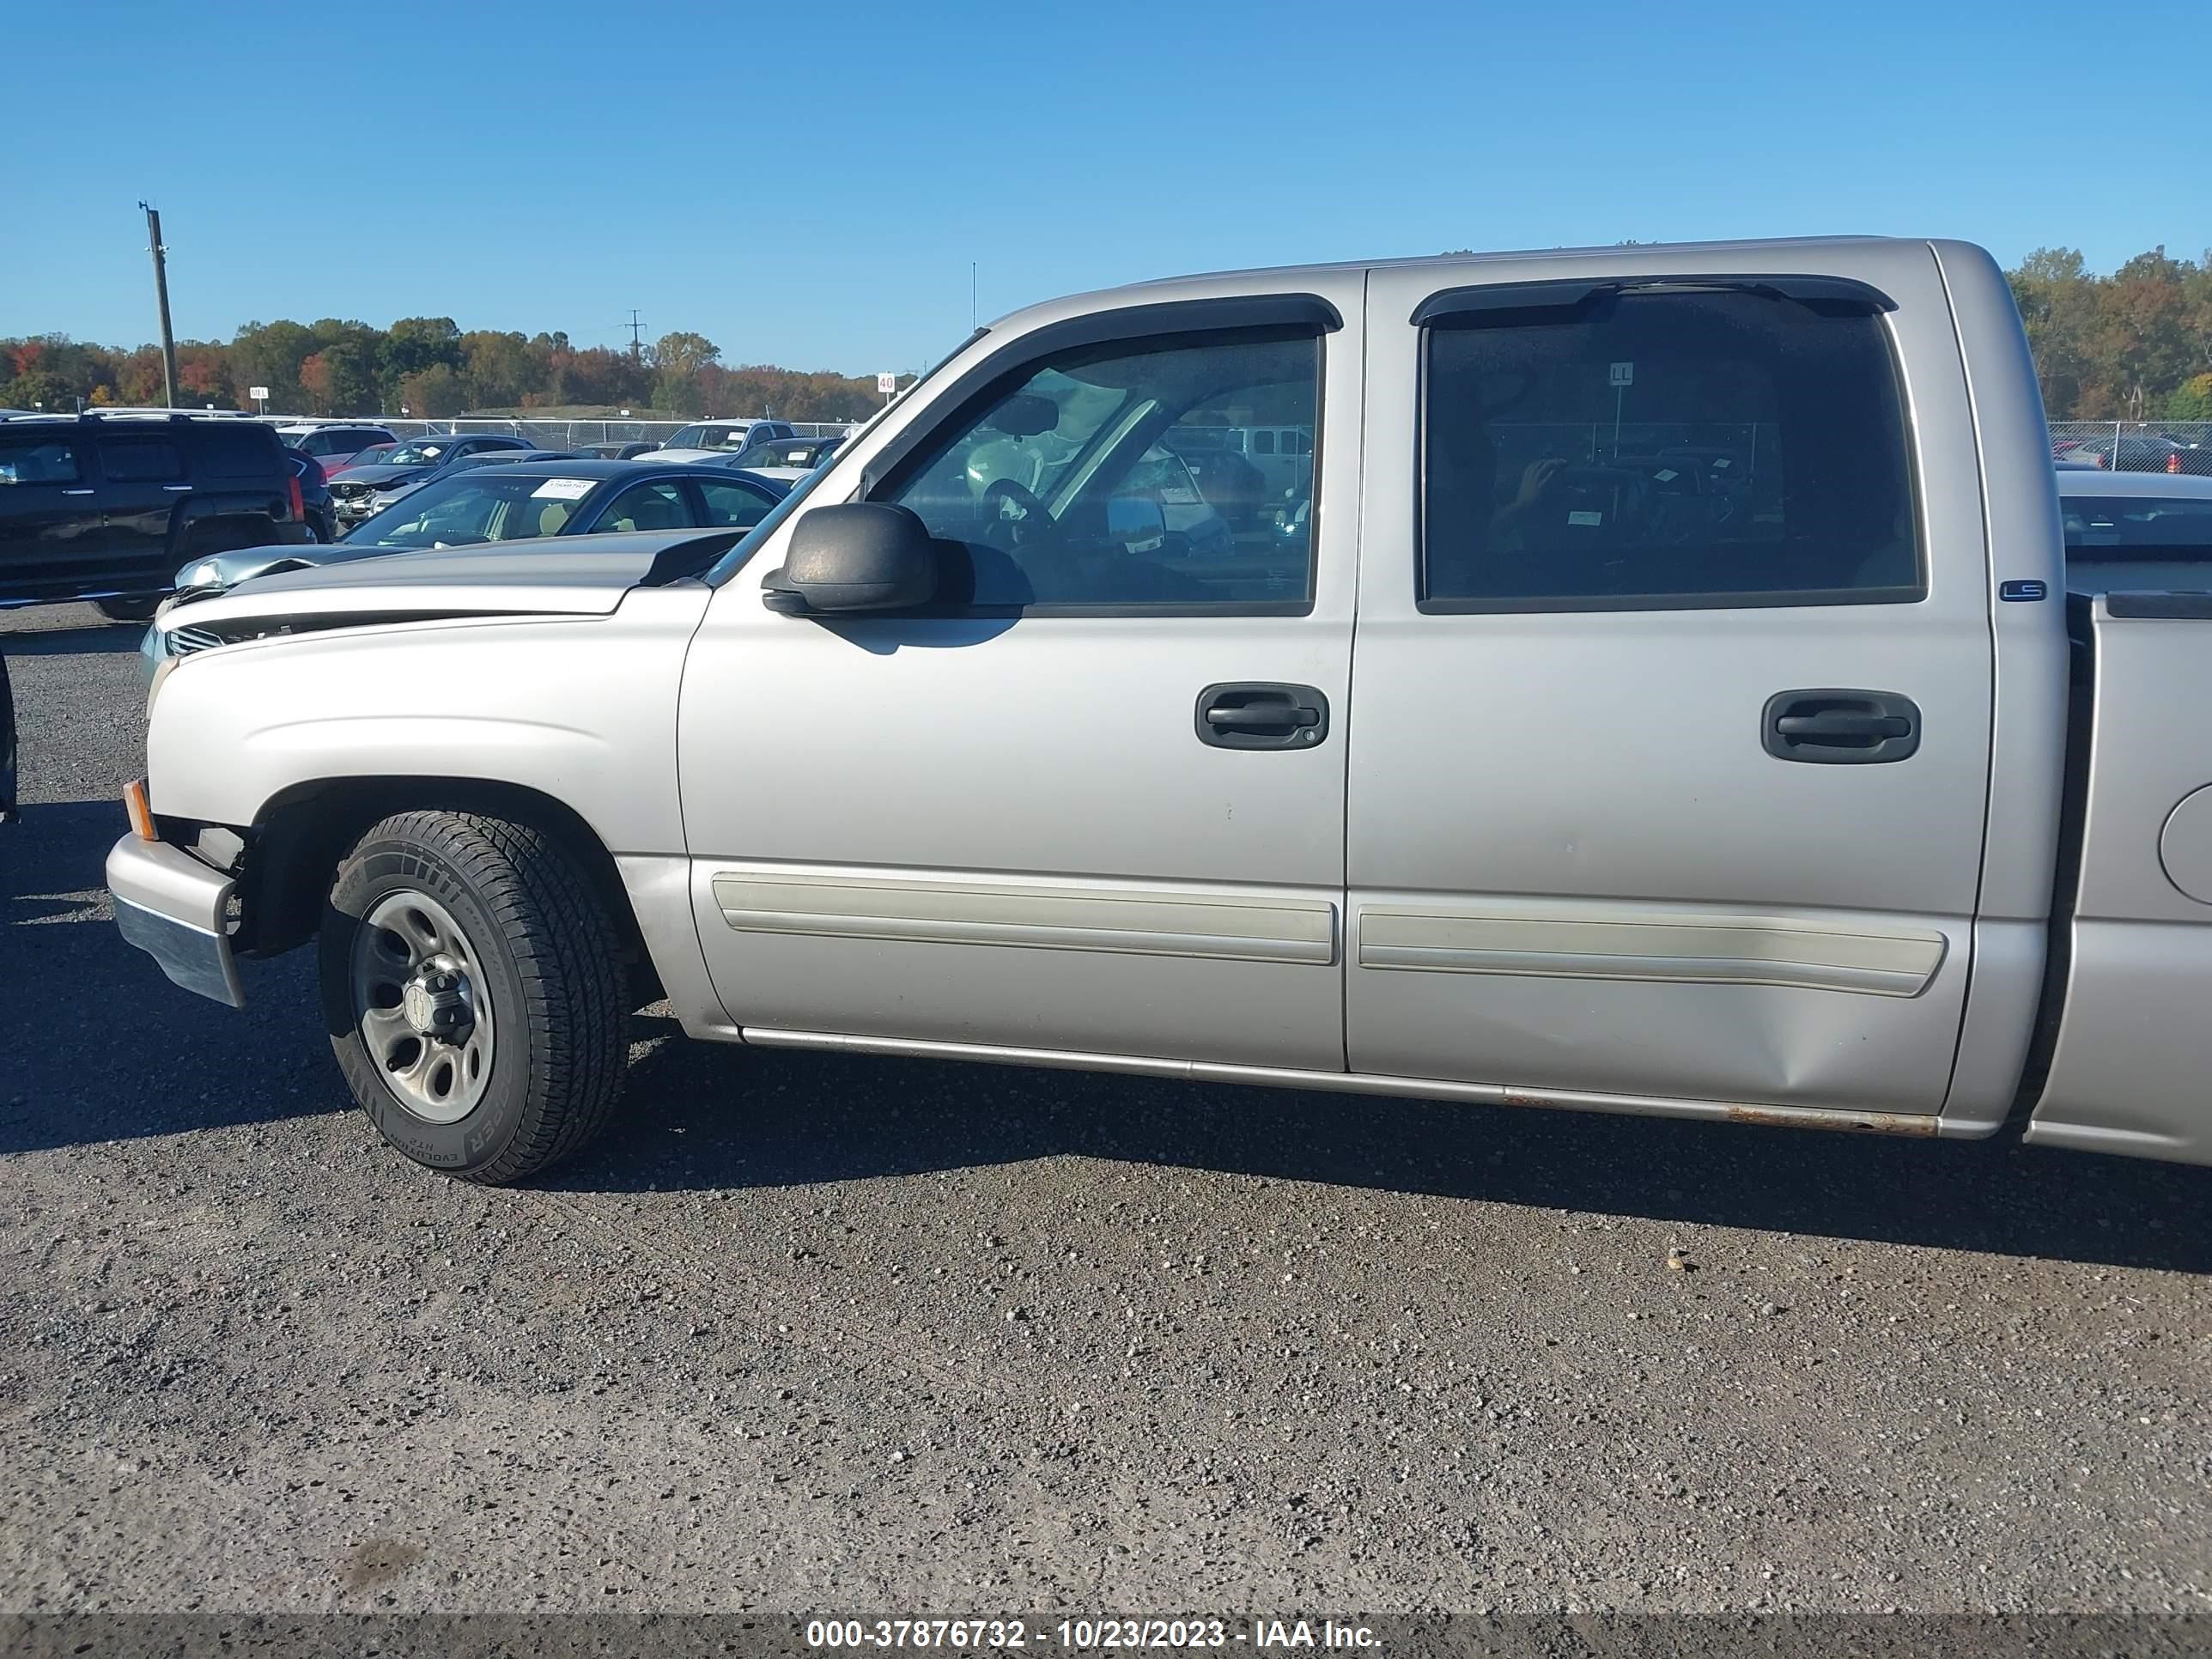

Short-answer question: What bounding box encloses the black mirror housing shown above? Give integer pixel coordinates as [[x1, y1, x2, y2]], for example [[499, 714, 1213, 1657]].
[[766, 502, 938, 615]]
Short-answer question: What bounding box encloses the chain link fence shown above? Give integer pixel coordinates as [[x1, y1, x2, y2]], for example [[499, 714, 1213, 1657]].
[[2050, 420, 2212, 475]]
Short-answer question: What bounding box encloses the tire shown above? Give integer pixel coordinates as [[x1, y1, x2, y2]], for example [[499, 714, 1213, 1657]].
[[319, 809, 629, 1183], [96, 597, 162, 623]]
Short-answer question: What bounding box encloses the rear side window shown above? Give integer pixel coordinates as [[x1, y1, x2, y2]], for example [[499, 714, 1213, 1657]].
[[0, 435, 82, 484], [100, 441, 186, 482], [196, 424, 283, 480], [1420, 287, 1920, 611]]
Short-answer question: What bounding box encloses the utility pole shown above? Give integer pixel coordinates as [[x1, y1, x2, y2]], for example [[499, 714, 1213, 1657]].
[[139, 202, 179, 409], [627, 309, 647, 357]]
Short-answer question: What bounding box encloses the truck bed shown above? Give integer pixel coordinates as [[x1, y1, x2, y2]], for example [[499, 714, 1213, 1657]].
[[2026, 591, 2212, 1164]]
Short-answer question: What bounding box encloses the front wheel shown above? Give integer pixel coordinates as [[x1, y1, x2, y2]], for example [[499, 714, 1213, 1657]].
[[319, 809, 629, 1182], [96, 596, 162, 623]]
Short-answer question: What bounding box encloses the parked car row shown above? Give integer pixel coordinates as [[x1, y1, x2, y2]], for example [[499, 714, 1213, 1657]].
[[156, 458, 790, 611], [2051, 430, 2212, 475]]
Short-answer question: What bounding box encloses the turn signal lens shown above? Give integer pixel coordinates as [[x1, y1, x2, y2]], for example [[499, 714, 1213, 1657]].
[[124, 778, 157, 842]]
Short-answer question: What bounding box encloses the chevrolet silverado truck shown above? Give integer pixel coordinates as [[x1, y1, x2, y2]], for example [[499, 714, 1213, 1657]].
[[108, 237, 2212, 1182]]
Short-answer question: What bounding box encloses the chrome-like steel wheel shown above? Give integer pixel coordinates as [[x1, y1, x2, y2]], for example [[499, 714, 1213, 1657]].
[[349, 890, 495, 1124]]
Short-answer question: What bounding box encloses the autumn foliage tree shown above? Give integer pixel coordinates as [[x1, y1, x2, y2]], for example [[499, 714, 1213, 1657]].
[[2008, 246, 2212, 418]]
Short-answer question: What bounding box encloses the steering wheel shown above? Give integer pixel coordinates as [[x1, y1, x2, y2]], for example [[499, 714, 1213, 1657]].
[[980, 477, 1048, 549]]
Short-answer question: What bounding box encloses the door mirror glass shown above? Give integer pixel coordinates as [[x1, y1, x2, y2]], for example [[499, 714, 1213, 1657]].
[[1105, 493, 1166, 549], [765, 502, 938, 614]]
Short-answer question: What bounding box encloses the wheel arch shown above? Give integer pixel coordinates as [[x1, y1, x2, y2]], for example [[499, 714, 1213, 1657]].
[[240, 776, 661, 1001]]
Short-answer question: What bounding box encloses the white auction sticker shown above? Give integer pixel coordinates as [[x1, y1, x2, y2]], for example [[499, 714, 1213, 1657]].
[[532, 478, 597, 500]]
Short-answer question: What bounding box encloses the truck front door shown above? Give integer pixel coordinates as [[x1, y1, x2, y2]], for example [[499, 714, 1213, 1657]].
[[1346, 247, 1995, 1116], [677, 286, 1361, 1070]]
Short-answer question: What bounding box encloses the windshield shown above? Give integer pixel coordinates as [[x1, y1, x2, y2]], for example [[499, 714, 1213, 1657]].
[[340, 472, 599, 549], [2063, 494, 2212, 558], [441, 448, 550, 475], [380, 440, 458, 466], [665, 423, 753, 451], [732, 438, 836, 469]]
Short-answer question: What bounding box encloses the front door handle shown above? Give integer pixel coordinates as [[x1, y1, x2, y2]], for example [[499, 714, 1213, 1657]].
[[1763, 689, 1922, 763], [1196, 682, 1330, 750]]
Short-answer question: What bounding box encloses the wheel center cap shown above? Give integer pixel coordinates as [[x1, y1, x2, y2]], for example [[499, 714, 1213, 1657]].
[[401, 963, 471, 1040]]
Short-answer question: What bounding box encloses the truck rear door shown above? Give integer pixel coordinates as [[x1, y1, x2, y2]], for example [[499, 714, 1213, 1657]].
[[91, 431, 192, 589], [1346, 244, 1994, 1116]]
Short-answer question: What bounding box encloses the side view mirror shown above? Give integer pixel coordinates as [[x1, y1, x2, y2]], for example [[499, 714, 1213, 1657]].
[[1106, 494, 1166, 547], [763, 502, 938, 616]]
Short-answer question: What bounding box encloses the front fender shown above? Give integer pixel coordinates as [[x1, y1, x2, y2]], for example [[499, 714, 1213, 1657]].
[[146, 590, 708, 856]]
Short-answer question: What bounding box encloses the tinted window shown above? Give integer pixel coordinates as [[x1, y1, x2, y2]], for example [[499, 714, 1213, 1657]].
[[197, 424, 281, 479], [877, 331, 1319, 610], [100, 441, 186, 482], [1421, 289, 1919, 610], [2063, 495, 2212, 557], [0, 436, 82, 484], [696, 478, 777, 529], [594, 480, 691, 532]]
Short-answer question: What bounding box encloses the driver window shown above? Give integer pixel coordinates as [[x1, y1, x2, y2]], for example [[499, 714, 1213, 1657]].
[[877, 331, 1320, 609]]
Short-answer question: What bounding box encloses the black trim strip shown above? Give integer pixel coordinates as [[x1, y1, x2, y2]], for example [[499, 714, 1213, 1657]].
[[1412, 273, 1898, 328], [2103, 590, 2212, 618], [1416, 586, 1925, 617], [860, 294, 1341, 499]]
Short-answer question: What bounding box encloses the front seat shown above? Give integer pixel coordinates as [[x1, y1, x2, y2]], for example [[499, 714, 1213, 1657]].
[[610, 489, 688, 532]]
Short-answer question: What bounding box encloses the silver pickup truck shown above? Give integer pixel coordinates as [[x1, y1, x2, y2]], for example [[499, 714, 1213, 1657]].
[[108, 236, 2212, 1183]]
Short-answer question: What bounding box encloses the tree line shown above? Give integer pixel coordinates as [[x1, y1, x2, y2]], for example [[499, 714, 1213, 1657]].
[[0, 318, 896, 422], [2008, 246, 2212, 421], [4, 246, 2209, 423]]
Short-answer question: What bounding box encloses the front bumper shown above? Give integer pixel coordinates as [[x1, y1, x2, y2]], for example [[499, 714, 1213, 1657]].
[[106, 834, 245, 1008]]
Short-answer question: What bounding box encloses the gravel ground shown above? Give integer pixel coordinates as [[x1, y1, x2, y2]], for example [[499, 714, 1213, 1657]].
[[2, 603, 2209, 1616]]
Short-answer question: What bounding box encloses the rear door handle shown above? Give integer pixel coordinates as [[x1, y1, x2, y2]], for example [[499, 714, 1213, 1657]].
[[1763, 689, 1921, 763], [1196, 682, 1330, 750]]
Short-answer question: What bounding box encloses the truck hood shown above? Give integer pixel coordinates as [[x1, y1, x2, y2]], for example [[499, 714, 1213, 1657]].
[[325, 464, 422, 489], [154, 528, 744, 640]]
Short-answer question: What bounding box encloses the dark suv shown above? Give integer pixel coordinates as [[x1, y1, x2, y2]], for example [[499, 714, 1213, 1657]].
[[0, 413, 314, 619]]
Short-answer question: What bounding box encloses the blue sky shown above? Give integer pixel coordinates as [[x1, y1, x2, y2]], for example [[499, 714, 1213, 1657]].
[[7, 0, 2205, 375]]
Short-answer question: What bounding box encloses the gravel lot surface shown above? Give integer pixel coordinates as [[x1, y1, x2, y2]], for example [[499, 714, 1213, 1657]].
[[3, 603, 2209, 1616]]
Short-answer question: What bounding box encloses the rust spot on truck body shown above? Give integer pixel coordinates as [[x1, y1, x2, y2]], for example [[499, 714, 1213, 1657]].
[[1725, 1103, 1936, 1136]]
